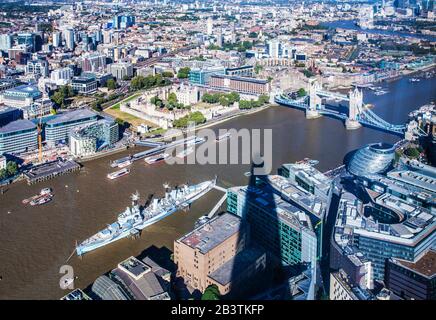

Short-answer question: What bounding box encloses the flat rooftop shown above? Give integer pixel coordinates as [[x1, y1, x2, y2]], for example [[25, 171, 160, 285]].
[[46, 109, 97, 126], [394, 250, 436, 278], [207, 247, 265, 286], [262, 175, 327, 219], [210, 74, 268, 84], [24, 160, 80, 182], [0, 119, 36, 134], [230, 185, 314, 232], [178, 213, 242, 254], [3, 84, 41, 97], [118, 256, 151, 280]]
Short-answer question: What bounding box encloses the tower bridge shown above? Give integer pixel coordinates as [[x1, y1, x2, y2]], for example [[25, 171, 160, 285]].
[[274, 78, 406, 136]]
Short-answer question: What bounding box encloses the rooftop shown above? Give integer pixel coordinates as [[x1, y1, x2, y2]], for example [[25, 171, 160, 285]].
[[178, 213, 242, 254], [207, 247, 265, 286], [334, 189, 435, 247], [3, 84, 41, 98], [0, 119, 36, 134], [229, 184, 315, 232], [46, 109, 98, 126], [262, 175, 327, 219], [393, 250, 436, 278], [210, 73, 269, 84]]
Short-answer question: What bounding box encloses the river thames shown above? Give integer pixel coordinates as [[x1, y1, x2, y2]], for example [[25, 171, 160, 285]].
[[0, 74, 434, 299]]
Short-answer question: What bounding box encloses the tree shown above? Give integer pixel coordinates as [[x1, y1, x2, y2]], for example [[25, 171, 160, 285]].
[[107, 79, 117, 90], [177, 67, 191, 79], [0, 169, 8, 180], [201, 285, 220, 300], [404, 147, 420, 159], [227, 92, 240, 104], [258, 95, 270, 104], [131, 75, 145, 91], [5, 161, 18, 177], [297, 88, 307, 97], [219, 96, 230, 107], [162, 71, 174, 78], [168, 92, 178, 107], [248, 31, 258, 38]]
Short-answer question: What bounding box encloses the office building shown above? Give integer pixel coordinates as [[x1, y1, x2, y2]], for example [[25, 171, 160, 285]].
[[207, 17, 213, 35], [0, 84, 42, 108], [17, 33, 36, 52], [0, 119, 38, 155], [208, 74, 270, 96], [71, 74, 98, 95], [225, 66, 255, 78], [257, 174, 328, 260], [332, 187, 436, 281], [110, 256, 170, 300], [79, 53, 107, 73], [227, 184, 318, 267], [52, 32, 61, 47], [22, 98, 53, 120], [8, 45, 29, 64], [26, 59, 49, 78], [0, 34, 13, 51], [267, 40, 282, 59], [188, 66, 225, 85], [69, 119, 119, 157], [174, 213, 250, 294], [50, 67, 74, 86], [108, 62, 133, 80], [385, 249, 436, 300], [330, 269, 375, 300], [0, 79, 20, 94], [45, 109, 98, 146], [278, 159, 332, 198], [0, 106, 22, 127], [64, 29, 75, 50], [347, 142, 395, 177]]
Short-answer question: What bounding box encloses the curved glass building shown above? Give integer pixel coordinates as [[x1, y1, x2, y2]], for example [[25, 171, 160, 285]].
[[348, 143, 395, 177]]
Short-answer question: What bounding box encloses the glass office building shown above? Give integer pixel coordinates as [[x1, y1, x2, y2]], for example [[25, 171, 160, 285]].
[[69, 119, 119, 157], [45, 109, 98, 146], [227, 185, 318, 267], [348, 142, 395, 177], [0, 119, 38, 155], [188, 66, 225, 85]]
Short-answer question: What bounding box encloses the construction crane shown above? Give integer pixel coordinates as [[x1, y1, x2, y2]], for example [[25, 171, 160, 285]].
[[37, 82, 48, 163]]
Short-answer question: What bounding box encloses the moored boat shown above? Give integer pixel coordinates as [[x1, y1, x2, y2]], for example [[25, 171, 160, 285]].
[[144, 153, 170, 164], [107, 168, 130, 180], [117, 159, 132, 168], [76, 178, 217, 256]]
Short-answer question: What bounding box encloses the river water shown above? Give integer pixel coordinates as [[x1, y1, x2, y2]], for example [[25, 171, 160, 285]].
[[0, 75, 435, 299], [321, 19, 436, 42]]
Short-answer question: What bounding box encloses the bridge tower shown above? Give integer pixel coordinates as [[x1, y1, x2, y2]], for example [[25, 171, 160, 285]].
[[307, 78, 322, 119], [345, 87, 363, 130]]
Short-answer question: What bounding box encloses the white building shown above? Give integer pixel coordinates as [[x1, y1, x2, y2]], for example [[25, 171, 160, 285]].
[[330, 270, 374, 300], [108, 62, 133, 80], [50, 67, 74, 86], [52, 32, 61, 47], [26, 60, 49, 78], [175, 84, 200, 106], [64, 29, 75, 50], [0, 155, 6, 170], [207, 17, 213, 35]]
